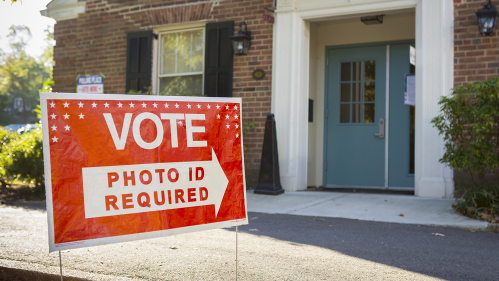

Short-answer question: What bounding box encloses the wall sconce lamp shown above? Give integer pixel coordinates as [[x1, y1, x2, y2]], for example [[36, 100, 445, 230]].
[[476, 0, 498, 36], [230, 22, 251, 55]]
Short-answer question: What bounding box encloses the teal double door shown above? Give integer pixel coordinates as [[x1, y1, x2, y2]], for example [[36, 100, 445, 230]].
[[324, 42, 415, 189]]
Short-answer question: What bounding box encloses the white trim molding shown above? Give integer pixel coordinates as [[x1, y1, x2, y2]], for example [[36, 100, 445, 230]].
[[272, 11, 310, 192], [40, 0, 86, 22], [415, 0, 454, 198]]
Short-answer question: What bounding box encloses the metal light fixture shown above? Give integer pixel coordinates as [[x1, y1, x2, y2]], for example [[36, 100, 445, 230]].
[[361, 15, 384, 25], [476, 0, 498, 36], [230, 22, 251, 55]]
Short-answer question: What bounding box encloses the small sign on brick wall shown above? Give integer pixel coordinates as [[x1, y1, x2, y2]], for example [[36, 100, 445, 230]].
[[77, 75, 104, 94]]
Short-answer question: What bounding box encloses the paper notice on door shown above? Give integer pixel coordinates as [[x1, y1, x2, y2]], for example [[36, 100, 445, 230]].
[[404, 74, 415, 106], [410, 46, 416, 66]]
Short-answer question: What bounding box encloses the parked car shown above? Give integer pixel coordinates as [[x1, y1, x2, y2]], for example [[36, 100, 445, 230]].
[[2, 124, 38, 134]]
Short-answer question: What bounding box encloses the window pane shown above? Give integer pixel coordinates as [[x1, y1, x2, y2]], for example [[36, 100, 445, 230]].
[[177, 32, 191, 73], [364, 103, 375, 123], [352, 61, 362, 81], [177, 52, 191, 73], [340, 104, 350, 123], [352, 103, 362, 123], [162, 54, 175, 74], [365, 82, 375, 101], [192, 51, 203, 72], [340, 83, 350, 102], [352, 82, 361, 102], [192, 30, 203, 52], [365, 60, 375, 80], [341, 63, 350, 81], [162, 33, 176, 54], [159, 75, 203, 96], [161, 54, 175, 74], [177, 32, 191, 53], [192, 75, 203, 95]]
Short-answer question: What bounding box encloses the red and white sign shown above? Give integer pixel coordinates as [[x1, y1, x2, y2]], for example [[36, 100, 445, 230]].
[[40, 93, 248, 252]]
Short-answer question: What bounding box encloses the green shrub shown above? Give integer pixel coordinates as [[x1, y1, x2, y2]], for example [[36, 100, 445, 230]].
[[431, 78, 499, 187], [432, 78, 499, 221], [0, 128, 18, 186], [0, 125, 44, 196], [0, 127, 17, 153], [453, 187, 499, 220]]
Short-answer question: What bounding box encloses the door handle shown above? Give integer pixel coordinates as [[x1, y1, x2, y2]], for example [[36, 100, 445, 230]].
[[374, 119, 385, 139]]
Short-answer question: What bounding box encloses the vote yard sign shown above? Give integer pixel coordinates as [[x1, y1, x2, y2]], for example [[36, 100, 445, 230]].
[[40, 93, 248, 252]]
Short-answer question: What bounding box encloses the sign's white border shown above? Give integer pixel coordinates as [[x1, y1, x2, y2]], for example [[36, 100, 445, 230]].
[[40, 92, 248, 252]]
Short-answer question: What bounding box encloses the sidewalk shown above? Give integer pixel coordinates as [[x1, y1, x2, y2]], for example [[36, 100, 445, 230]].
[[246, 190, 491, 230]]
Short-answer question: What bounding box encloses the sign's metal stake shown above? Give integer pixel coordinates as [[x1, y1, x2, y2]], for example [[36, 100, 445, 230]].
[[59, 251, 63, 281], [236, 225, 238, 281]]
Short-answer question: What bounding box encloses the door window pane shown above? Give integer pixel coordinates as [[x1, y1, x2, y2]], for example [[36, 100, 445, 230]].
[[364, 104, 375, 123], [364, 82, 375, 101], [365, 60, 375, 80], [352, 82, 361, 102], [341, 83, 350, 102], [340, 104, 350, 123], [352, 103, 363, 123], [341, 63, 351, 81], [352, 61, 362, 81]]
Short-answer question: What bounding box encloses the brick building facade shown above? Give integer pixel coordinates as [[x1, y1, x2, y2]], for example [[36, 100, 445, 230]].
[[49, 0, 274, 188], [44, 0, 498, 197]]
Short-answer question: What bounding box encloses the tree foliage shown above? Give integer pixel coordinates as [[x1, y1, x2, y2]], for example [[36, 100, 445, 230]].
[[0, 25, 52, 125]]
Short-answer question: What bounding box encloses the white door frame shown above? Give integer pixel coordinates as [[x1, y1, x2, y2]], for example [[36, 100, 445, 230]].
[[272, 0, 454, 197]]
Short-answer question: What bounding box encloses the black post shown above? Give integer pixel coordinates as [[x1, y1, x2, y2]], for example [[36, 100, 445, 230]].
[[255, 114, 284, 195]]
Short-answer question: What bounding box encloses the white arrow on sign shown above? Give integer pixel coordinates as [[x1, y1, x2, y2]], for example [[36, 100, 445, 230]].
[[82, 149, 229, 218]]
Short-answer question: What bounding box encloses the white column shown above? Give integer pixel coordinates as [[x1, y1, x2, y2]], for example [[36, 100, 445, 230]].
[[272, 9, 310, 192], [415, 0, 454, 198]]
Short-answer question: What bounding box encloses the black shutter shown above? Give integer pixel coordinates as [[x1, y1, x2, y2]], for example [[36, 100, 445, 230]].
[[126, 30, 152, 94], [204, 21, 234, 97]]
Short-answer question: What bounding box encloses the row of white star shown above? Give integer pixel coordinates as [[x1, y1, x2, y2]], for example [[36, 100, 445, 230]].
[[50, 101, 238, 110], [50, 123, 240, 132], [51, 132, 241, 143], [49, 113, 239, 120], [50, 113, 85, 119]]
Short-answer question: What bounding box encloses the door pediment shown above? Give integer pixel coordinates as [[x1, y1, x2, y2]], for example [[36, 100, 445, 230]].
[[41, 0, 85, 22]]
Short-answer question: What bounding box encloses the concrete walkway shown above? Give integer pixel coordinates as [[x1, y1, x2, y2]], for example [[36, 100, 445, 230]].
[[246, 190, 490, 230]]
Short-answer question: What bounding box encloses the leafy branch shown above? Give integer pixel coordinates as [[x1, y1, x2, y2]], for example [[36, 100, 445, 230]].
[[2, 0, 21, 4]]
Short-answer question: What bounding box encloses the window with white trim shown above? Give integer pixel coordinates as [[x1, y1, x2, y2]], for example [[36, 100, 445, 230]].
[[159, 29, 204, 96]]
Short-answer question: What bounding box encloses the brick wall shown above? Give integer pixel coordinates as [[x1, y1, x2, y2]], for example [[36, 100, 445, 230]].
[[53, 19, 78, 93], [212, 0, 273, 189], [454, 0, 499, 86], [454, 0, 499, 187], [52, 0, 274, 188]]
